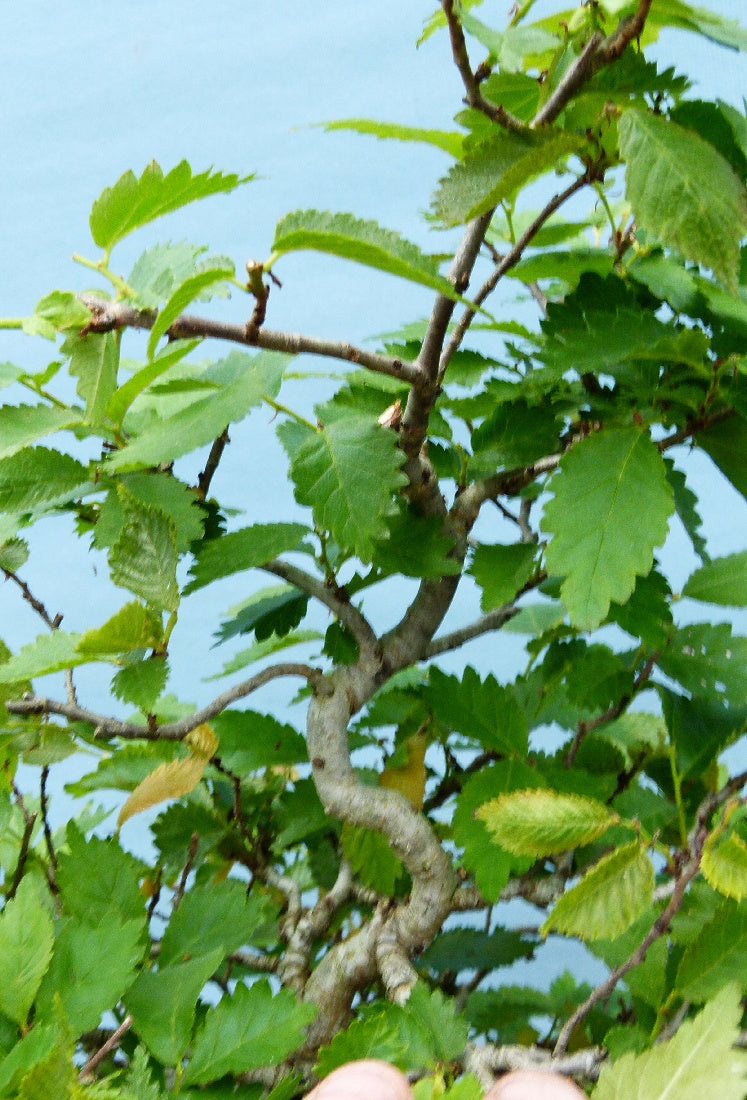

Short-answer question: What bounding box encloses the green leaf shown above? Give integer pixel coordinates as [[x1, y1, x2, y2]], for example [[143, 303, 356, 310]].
[[593, 985, 747, 1100], [109, 489, 179, 612], [542, 429, 674, 631], [128, 240, 211, 309], [185, 522, 309, 593], [0, 447, 89, 512], [0, 631, 85, 683], [272, 210, 459, 298], [0, 405, 84, 461], [147, 265, 234, 360], [658, 622, 747, 708], [675, 901, 747, 1001], [215, 584, 308, 644], [477, 790, 616, 857], [374, 510, 461, 578], [0, 877, 54, 1027], [426, 667, 528, 755], [432, 128, 584, 226], [341, 823, 406, 895], [647, 0, 747, 51], [184, 981, 316, 1084], [106, 351, 287, 471], [468, 397, 559, 478], [278, 407, 407, 562], [56, 823, 146, 926], [702, 834, 747, 901], [665, 459, 709, 562], [93, 470, 204, 554], [542, 841, 654, 941], [34, 289, 91, 333], [207, 629, 322, 679], [619, 108, 747, 292], [61, 331, 119, 425], [469, 542, 539, 610], [683, 551, 747, 606], [211, 710, 306, 773], [77, 601, 163, 655], [419, 927, 536, 975], [111, 657, 169, 712], [321, 119, 463, 158], [35, 917, 143, 1033], [125, 950, 224, 1066], [698, 414, 747, 499], [160, 880, 264, 967], [90, 160, 249, 253], [107, 339, 200, 425], [399, 982, 469, 1065]]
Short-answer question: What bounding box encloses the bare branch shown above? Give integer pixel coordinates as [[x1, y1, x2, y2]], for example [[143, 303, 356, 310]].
[[172, 832, 199, 910], [261, 558, 380, 653], [77, 1016, 133, 1083], [564, 651, 660, 767], [426, 603, 518, 657], [464, 1041, 605, 1093], [196, 426, 230, 499], [78, 295, 423, 386], [2, 569, 63, 630], [7, 662, 321, 741]]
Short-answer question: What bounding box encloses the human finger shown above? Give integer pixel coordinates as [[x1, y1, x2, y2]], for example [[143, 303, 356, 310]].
[[484, 1069, 587, 1099], [304, 1059, 414, 1100]]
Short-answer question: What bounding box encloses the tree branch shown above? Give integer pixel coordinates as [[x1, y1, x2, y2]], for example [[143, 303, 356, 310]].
[[463, 1041, 605, 1093], [426, 603, 518, 657], [7, 662, 320, 740], [79, 295, 423, 386]]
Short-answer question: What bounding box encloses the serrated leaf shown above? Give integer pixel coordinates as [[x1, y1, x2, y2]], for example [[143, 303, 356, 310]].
[[698, 414, 747, 499], [0, 405, 85, 460], [56, 823, 147, 925], [542, 841, 654, 941], [433, 128, 584, 226], [77, 601, 163, 655], [477, 790, 616, 857], [278, 408, 407, 562], [159, 880, 264, 967], [0, 877, 54, 1027], [683, 551, 747, 606], [34, 289, 92, 333], [117, 725, 216, 830], [111, 657, 169, 712], [207, 629, 321, 679], [542, 429, 674, 630], [61, 330, 119, 425], [321, 118, 463, 158], [619, 108, 747, 292], [658, 622, 747, 708], [125, 949, 224, 1066], [93, 470, 204, 554], [90, 160, 249, 253], [341, 823, 406, 895], [128, 240, 206, 308], [702, 833, 747, 901], [211, 710, 306, 773], [109, 490, 179, 612], [35, 916, 143, 1033], [0, 447, 89, 512], [184, 981, 316, 1084], [647, 0, 747, 51], [215, 584, 309, 644], [676, 899, 747, 1003], [106, 351, 287, 471], [594, 985, 747, 1100], [0, 630, 85, 683], [419, 926, 536, 975], [107, 338, 200, 425], [185, 522, 309, 593], [665, 458, 709, 562], [374, 509, 460, 578], [469, 542, 539, 611], [426, 667, 528, 755], [0, 536, 29, 572], [147, 265, 234, 360], [272, 209, 459, 298]]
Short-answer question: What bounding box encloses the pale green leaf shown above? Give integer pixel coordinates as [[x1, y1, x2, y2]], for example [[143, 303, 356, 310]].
[[207, 629, 322, 679], [77, 601, 163, 655], [128, 240, 207, 308], [0, 405, 85, 461], [93, 470, 204, 554], [0, 447, 89, 512], [184, 980, 316, 1084], [542, 842, 654, 941], [477, 790, 616, 857], [647, 0, 747, 51], [0, 536, 29, 572], [683, 551, 747, 606], [321, 118, 463, 157], [542, 429, 674, 631], [33, 290, 91, 334], [593, 985, 747, 1100], [109, 490, 179, 612], [0, 877, 54, 1027], [278, 408, 407, 562], [185, 522, 309, 593], [215, 583, 309, 645], [675, 900, 747, 1001], [502, 602, 566, 635], [702, 833, 747, 901], [460, 13, 560, 73], [125, 950, 224, 1066], [619, 108, 747, 292], [111, 656, 169, 712], [469, 542, 539, 611], [62, 330, 119, 425], [106, 339, 200, 425], [272, 209, 459, 298], [433, 128, 584, 226], [0, 631, 85, 683], [90, 160, 250, 252], [106, 351, 287, 471], [147, 265, 234, 360]]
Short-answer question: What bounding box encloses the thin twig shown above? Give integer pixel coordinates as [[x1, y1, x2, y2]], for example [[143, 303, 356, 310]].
[[2, 569, 63, 630], [197, 427, 230, 499], [7, 662, 322, 740], [172, 833, 199, 910], [564, 651, 660, 767], [426, 604, 518, 657], [77, 1016, 133, 1082], [6, 790, 36, 901], [40, 765, 58, 888]]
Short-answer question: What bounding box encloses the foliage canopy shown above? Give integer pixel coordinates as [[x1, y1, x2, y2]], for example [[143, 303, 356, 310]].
[[1, 1, 747, 1097]]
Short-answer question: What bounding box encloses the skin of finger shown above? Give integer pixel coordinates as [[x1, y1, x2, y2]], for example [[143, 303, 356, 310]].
[[484, 1070, 587, 1099], [304, 1060, 415, 1100]]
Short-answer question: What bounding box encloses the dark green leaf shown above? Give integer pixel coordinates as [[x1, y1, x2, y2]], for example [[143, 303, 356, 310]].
[[426, 667, 528, 755], [215, 584, 308, 644], [683, 551, 747, 605], [109, 489, 179, 612], [211, 710, 306, 773], [0, 447, 89, 513], [56, 823, 147, 926], [469, 542, 539, 611], [185, 522, 309, 593]]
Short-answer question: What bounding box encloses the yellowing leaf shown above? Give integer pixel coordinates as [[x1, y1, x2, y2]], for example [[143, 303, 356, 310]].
[[117, 733, 216, 830], [477, 789, 616, 857], [380, 731, 427, 809], [702, 832, 747, 901], [185, 723, 218, 759]]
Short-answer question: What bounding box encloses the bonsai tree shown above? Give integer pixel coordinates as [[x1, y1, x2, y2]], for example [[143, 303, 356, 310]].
[[0, 1, 746, 1097]]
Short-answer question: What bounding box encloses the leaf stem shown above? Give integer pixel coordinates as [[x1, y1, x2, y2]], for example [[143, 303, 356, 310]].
[[669, 744, 689, 849], [72, 253, 135, 297], [264, 397, 317, 431]]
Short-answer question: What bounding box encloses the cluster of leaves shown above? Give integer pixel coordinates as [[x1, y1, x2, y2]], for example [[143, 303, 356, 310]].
[[1, 1, 747, 1097]]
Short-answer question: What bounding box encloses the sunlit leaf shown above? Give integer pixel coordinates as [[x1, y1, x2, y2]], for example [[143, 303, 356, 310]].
[[477, 790, 616, 857], [542, 841, 654, 940]]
